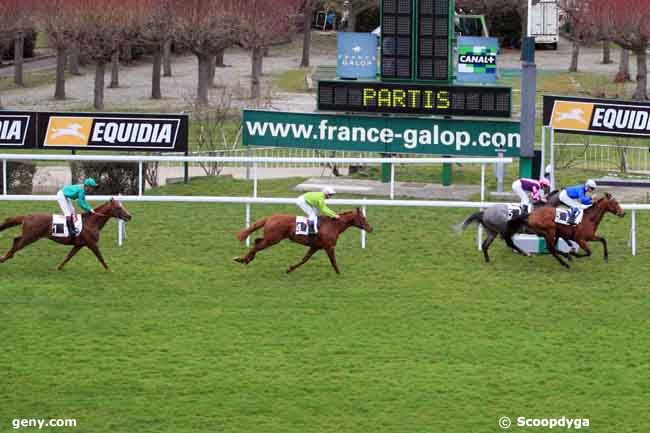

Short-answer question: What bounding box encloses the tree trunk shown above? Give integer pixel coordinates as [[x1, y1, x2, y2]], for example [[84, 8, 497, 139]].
[[208, 54, 216, 87], [94, 61, 106, 110], [109, 51, 119, 88], [122, 43, 133, 63], [152, 44, 162, 99], [215, 48, 225, 67], [54, 46, 66, 100], [14, 32, 24, 86], [602, 40, 612, 64], [197, 53, 211, 106], [68, 43, 81, 75], [251, 46, 264, 99], [615, 47, 631, 82], [632, 48, 648, 100], [163, 39, 172, 77], [569, 39, 580, 72], [300, 1, 312, 67]]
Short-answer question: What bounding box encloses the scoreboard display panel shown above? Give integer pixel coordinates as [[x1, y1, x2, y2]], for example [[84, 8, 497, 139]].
[[417, 0, 452, 81], [381, 0, 413, 79], [318, 80, 512, 118]]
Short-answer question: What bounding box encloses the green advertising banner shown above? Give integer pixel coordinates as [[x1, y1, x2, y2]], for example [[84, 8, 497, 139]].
[[243, 109, 520, 157]]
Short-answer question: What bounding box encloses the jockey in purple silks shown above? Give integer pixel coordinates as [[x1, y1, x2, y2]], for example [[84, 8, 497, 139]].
[[512, 177, 551, 214]]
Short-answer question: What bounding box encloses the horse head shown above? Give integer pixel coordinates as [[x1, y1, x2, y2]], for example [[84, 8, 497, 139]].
[[106, 198, 133, 222], [598, 193, 625, 218], [352, 208, 373, 233]]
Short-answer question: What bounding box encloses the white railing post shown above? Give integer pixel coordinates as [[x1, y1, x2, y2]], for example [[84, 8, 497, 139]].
[[549, 127, 556, 189], [390, 162, 395, 199], [540, 126, 546, 178], [118, 219, 124, 247], [138, 161, 143, 196], [245, 203, 251, 247], [632, 210, 637, 256], [2, 159, 6, 195]]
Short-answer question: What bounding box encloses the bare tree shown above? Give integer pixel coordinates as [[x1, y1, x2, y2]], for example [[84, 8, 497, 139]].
[[559, 0, 590, 73], [77, 0, 145, 109], [300, 0, 314, 67], [39, 0, 81, 99], [0, 0, 32, 87], [237, 0, 301, 99], [585, 0, 650, 100], [173, 0, 238, 106], [615, 46, 631, 82], [140, 0, 175, 99]]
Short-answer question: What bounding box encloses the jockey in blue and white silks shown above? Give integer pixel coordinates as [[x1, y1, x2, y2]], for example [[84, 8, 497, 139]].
[[559, 179, 597, 224]]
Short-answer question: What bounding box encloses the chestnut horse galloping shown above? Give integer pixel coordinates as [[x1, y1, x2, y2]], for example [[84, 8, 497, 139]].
[[234, 208, 373, 274], [527, 193, 625, 268], [0, 198, 132, 271]]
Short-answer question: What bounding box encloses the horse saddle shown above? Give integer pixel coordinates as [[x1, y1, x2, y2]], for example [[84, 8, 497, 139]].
[[555, 208, 583, 226], [295, 216, 319, 236], [507, 204, 526, 221], [52, 214, 83, 237]]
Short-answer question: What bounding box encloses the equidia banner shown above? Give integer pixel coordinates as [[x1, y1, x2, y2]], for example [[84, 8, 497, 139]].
[[243, 109, 520, 157], [0, 112, 37, 148], [543, 95, 650, 138], [37, 112, 189, 151], [336, 32, 378, 79], [456, 37, 498, 83]]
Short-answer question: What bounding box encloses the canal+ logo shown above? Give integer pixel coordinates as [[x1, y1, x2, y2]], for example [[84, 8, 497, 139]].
[[44, 115, 180, 149]]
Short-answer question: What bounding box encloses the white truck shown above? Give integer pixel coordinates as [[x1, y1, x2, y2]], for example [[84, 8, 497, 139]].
[[527, 0, 559, 50]]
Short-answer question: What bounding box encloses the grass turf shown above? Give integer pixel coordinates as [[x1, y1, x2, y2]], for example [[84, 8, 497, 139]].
[[1, 177, 649, 433]]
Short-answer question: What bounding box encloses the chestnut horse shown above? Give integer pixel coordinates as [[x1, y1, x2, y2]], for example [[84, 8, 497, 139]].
[[527, 193, 625, 268], [234, 208, 373, 274], [0, 198, 132, 271]]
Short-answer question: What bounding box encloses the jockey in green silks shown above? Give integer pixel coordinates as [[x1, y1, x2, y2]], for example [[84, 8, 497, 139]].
[[296, 187, 340, 234], [56, 178, 98, 237]]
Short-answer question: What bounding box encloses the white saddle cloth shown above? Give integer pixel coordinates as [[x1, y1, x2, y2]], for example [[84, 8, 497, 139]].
[[52, 214, 83, 237], [555, 208, 583, 226]]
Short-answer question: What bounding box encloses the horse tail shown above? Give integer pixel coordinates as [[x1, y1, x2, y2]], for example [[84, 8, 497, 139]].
[[453, 211, 484, 234], [0, 216, 24, 232], [237, 217, 268, 242]]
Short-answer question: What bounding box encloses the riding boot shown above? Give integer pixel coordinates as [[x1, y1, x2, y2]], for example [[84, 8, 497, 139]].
[[308, 220, 317, 236], [66, 216, 77, 238]]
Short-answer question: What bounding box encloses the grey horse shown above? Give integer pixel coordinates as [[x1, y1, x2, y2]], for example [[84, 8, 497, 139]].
[[454, 191, 561, 263]]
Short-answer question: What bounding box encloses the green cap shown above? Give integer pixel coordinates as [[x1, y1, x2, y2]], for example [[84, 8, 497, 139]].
[[84, 178, 98, 187]]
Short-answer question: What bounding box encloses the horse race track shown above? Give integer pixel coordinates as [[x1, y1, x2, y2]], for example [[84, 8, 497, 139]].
[[1, 178, 649, 433]]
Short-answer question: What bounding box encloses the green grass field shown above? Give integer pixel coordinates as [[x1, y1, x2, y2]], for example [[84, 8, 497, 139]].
[[1, 177, 649, 433]]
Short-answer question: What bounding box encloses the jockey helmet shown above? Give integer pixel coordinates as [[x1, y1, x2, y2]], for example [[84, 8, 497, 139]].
[[323, 186, 336, 196], [84, 178, 98, 187], [585, 179, 597, 190], [539, 177, 551, 188]]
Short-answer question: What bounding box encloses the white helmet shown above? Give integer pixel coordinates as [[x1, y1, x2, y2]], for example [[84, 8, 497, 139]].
[[585, 179, 597, 189], [323, 186, 336, 196]]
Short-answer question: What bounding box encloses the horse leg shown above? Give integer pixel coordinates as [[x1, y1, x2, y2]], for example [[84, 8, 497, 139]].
[[286, 247, 318, 274], [571, 239, 592, 259], [544, 231, 570, 268], [235, 237, 281, 265], [0, 233, 40, 263], [503, 234, 530, 257], [324, 246, 341, 274], [57, 245, 83, 271], [482, 230, 498, 263], [86, 243, 110, 271], [593, 236, 608, 262]]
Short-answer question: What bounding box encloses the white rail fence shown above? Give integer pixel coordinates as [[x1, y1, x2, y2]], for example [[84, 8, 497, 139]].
[[0, 154, 645, 256]]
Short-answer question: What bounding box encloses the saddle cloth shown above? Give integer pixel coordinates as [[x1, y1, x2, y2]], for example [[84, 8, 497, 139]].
[[507, 204, 526, 221], [52, 214, 83, 237], [555, 208, 583, 226], [295, 216, 318, 235]]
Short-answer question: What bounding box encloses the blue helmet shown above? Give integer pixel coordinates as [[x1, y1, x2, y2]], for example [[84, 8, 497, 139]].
[[84, 178, 98, 188]]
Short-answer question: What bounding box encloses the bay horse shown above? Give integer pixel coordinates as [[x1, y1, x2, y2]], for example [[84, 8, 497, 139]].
[[527, 193, 625, 268], [234, 208, 373, 274], [0, 198, 132, 271]]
